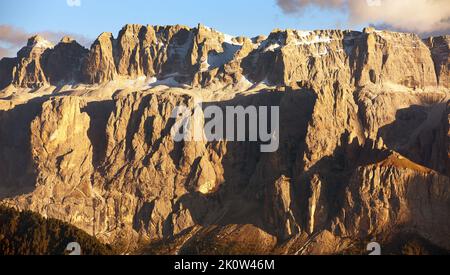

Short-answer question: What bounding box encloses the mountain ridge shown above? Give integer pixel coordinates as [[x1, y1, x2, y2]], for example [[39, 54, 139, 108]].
[[1, 24, 449, 90]]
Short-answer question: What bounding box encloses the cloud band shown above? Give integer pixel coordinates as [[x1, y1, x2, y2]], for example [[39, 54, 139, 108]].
[[276, 0, 450, 35]]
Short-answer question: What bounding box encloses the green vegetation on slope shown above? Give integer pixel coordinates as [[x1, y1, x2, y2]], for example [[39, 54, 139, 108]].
[[0, 205, 116, 255]]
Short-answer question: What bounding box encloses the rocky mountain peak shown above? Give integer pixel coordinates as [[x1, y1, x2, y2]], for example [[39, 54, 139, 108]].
[[94, 32, 115, 46], [60, 36, 75, 44], [363, 26, 376, 34], [1, 25, 448, 90], [26, 34, 54, 49]]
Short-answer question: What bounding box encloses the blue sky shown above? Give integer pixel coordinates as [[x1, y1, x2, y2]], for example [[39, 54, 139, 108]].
[[0, 0, 359, 40], [6, 0, 413, 58], [1, 0, 449, 58]]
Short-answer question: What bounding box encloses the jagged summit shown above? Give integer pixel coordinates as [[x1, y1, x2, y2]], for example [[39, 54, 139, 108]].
[[0, 24, 448, 91], [26, 34, 54, 49], [60, 36, 75, 44]]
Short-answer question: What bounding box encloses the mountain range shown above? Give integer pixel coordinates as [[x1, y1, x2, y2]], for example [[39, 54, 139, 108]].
[[0, 24, 449, 255]]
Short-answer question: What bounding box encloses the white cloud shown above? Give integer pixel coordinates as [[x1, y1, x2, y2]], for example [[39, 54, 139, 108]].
[[0, 25, 91, 59], [276, 0, 450, 35]]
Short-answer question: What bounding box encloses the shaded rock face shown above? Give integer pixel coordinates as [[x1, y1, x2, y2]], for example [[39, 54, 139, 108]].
[[8, 35, 89, 88], [446, 102, 450, 174], [333, 154, 450, 248], [82, 32, 116, 84], [0, 57, 17, 90], [1, 84, 449, 254], [44, 37, 89, 85], [178, 224, 278, 255], [356, 90, 449, 175], [425, 35, 450, 88], [1, 25, 448, 89], [0, 97, 44, 197], [0, 25, 449, 255], [114, 24, 194, 80]]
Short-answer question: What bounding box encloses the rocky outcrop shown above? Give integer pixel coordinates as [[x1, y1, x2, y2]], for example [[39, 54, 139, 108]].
[[115, 24, 145, 78], [138, 24, 193, 79], [82, 24, 196, 84], [190, 24, 251, 87], [3, 35, 88, 88], [425, 35, 450, 88], [443, 101, 450, 175], [264, 175, 299, 240], [178, 224, 278, 255], [242, 29, 360, 87], [332, 152, 450, 249], [356, 89, 449, 174], [353, 28, 438, 88], [2, 97, 96, 235], [242, 28, 440, 89], [12, 35, 53, 88], [43, 36, 88, 85], [0, 57, 17, 90], [82, 32, 117, 84]]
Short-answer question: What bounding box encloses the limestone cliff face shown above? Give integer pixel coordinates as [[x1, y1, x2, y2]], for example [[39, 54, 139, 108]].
[[353, 28, 438, 88], [446, 101, 450, 174], [12, 35, 53, 88], [333, 153, 450, 249], [44, 37, 88, 85], [426, 35, 450, 88], [0, 57, 17, 90], [0, 25, 449, 255], [0, 97, 93, 231], [1, 25, 447, 90], [82, 32, 116, 84], [242, 29, 360, 87], [355, 89, 449, 175], [8, 35, 88, 88], [29, 97, 94, 228], [1, 85, 448, 254]]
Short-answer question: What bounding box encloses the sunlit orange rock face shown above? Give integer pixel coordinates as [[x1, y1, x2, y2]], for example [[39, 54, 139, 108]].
[[0, 24, 449, 254]]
